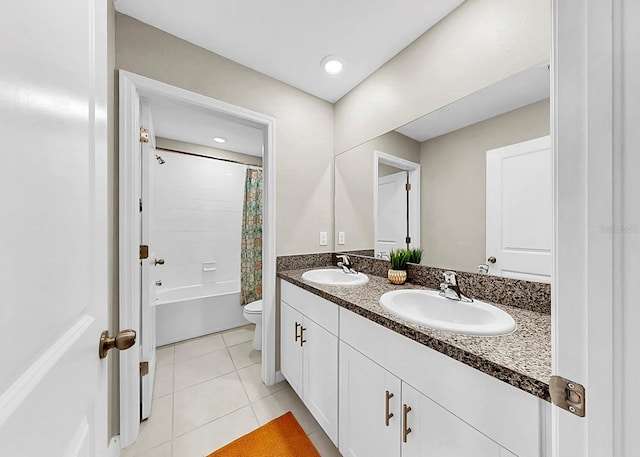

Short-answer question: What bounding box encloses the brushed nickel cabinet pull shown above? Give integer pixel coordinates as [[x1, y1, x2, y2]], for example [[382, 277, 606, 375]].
[[403, 404, 412, 443], [300, 326, 307, 347], [385, 390, 394, 426], [295, 322, 301, 342]]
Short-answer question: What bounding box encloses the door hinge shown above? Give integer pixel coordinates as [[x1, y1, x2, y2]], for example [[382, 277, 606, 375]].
[[550, 375, 586, 417], [140, 361, 149, 377], [405, 183, 412, 191], [139, 198, 143, 212], [405, 236, 411, 244], [139, 245, 149, 260], [139, 127, 149, 143]]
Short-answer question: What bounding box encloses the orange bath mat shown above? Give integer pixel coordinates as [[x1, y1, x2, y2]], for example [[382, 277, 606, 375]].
[[206, 411, 321, 457]]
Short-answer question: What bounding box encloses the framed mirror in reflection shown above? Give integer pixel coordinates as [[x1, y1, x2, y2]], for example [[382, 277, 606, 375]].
[[335, 63, 552, 283]]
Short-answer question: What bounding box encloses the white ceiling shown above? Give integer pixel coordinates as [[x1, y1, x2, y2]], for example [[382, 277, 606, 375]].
[[114, 0, 465, 103], [140, 91, 265, 156], [396, 62, 550, 142]]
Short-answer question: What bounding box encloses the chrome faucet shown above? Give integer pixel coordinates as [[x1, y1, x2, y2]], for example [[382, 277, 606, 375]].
[[439, 271, 473, 302], [336, 255, 358, 274]]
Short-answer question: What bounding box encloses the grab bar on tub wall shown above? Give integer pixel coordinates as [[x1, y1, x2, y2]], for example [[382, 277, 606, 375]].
[[202, 261, 217, 272]]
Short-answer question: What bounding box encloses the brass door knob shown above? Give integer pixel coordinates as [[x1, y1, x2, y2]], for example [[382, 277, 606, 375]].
[[487, 256, 497, 264], [154, 259, 165, 265], [99, 329, 136, 359]]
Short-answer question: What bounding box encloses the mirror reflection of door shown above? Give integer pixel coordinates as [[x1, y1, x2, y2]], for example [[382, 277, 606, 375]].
[[486, 135, 552, 282], [374, 151, 421, 259], [377, 170, 408, 258]]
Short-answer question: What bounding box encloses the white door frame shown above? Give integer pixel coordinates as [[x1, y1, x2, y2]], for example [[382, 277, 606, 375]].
[[373, 151, 421, 254], [118, 70, 277, 447], [550, 0, 636, 455]]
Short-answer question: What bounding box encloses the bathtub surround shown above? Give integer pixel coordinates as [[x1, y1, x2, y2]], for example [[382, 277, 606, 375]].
[[241, 168, 263, 305], [153, 151, 249, 345]]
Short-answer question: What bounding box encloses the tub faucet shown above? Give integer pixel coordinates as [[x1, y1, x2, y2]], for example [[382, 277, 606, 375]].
[[337, 255, 357, 274], [439, 271, 473, 302]]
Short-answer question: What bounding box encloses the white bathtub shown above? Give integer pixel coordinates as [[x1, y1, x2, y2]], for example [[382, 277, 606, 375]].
[[155, 281, 249, 346]]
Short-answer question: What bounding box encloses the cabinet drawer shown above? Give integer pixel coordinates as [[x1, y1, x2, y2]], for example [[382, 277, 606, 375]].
[[281, 280, 338, 335], [340, 307, 545, 457]]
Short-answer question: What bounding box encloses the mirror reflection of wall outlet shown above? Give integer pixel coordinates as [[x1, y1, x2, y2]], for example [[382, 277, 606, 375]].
[[319, 231, 328, 246], [338, 231, 345, 245]]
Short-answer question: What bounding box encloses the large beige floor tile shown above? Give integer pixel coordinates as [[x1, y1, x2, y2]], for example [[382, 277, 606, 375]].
[[227, 341, 261, 369], [173, 348, 235, 391], [173, 406, 259, 457], [237, 363, 286, 402], [156, 346, 175, 368], [174, 333, 225, 362], [123, 395, 173, 455], [221, 325, 254, 347], [308, 429, 342, 457], [251, 386, 320, 435], [124, 441, 172, 457], [173, 371, 249, 437], [153, 363, 174, 399]]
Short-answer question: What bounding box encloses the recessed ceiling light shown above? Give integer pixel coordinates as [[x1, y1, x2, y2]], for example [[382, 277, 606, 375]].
[[213, 137, 226, 144], [321, 55, 343, 75]]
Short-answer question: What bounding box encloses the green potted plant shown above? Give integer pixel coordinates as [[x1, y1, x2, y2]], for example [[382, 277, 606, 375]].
[[388, 249, 410, 284], [407, 248, 423, 265]]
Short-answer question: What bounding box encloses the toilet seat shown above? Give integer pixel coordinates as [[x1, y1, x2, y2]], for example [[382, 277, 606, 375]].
[[244, 299, 262, 314]]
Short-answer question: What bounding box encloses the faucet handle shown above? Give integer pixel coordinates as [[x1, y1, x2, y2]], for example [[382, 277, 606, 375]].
[[337, 254, 351, 264], [442, 270, 457, 285]]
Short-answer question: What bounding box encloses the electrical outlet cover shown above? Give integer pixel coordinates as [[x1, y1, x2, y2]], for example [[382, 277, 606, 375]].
[[319, 231, 328, 246], [338, 231, 345, 245]]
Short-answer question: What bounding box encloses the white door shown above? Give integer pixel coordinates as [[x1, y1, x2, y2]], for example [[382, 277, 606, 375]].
[[0, 0, 110, 456], [401, 383, 500, 457], [280, 302, 303, 397], [140, 101, 158, 420], [377, 171, 408, 257], [486, 136, 552, 283], [339, 342, 401, 457], [302, 318, 338, 445]]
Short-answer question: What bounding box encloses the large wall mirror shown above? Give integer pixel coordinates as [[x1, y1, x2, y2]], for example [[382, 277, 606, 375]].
[[335, 63, 552, 283]]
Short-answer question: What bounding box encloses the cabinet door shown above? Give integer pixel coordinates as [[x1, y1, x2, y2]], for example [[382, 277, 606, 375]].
[[401, 383, 500, 457], [339, 342, 401, 457], [280, 301, 303, 397], [303, 317, 339, 445]]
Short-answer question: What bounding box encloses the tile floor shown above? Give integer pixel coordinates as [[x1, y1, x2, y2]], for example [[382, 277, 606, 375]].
[[121, 324, 342, 457]]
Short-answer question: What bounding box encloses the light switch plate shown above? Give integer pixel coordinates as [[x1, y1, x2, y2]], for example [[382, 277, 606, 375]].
[[338, 231, 345, 245], [319, 231, 328, 246]]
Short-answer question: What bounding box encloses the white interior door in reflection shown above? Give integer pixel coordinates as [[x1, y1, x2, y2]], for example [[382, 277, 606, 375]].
[[377, 171, 408, 257], [486, 135, 551, 282]]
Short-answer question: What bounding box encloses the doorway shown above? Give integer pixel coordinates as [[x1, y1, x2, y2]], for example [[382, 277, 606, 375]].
[[118, 71, 277, 447], [373, 151, 421, 259]]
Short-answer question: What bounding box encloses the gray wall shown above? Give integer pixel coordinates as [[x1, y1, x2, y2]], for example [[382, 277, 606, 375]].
[[109, 12, 335, 440], [116, 13, 335, 256], [335, 131, 420, 252], [334, 0, 550, 153], [420, 99, 550, 273]]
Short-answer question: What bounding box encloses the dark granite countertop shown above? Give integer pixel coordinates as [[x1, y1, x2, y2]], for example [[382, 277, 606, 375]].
[[278, 268, 551, 402]]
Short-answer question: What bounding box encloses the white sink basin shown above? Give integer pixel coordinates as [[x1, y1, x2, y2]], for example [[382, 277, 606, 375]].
[[379, 289, 516, 336], [301, 268, 369, 286]]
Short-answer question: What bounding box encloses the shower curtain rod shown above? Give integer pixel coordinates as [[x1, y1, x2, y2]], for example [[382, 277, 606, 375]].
[[155, 146, 263, 169]]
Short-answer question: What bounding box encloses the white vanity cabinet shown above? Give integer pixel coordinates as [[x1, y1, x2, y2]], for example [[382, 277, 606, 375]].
[[339, 341, 501, 457], [339, 306, 550, 457], [280, 282, 339, 445], [339, 342, 402, 457]]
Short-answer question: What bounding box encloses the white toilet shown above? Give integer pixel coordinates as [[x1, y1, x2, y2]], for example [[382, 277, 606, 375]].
[[243, 299, 263, 350]]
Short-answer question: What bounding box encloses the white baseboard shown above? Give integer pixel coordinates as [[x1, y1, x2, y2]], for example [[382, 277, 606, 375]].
[[107, 436, 120, 457]]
